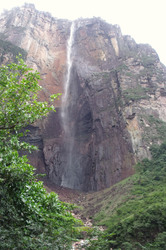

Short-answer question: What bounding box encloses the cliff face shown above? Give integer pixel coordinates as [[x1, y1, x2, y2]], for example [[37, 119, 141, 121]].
[[0, 3, 69, 102], [1, 4, 166, 191]]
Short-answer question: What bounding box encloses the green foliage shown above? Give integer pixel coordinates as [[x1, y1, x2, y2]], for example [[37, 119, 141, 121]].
[[123, 85, 150, 102], [84, 230, 113, 250], [0, 56, 59, 132], [116, 63, 129, 72], [140, 54, 157, 68], [0, 39, 27, 62], [146, 232, 166, 249], [87, 142, 166, 249], [0, 57, 78, 249], [148, 115, 166, 141], [0, 158, 79, 249], [141, 115, 166, 145]]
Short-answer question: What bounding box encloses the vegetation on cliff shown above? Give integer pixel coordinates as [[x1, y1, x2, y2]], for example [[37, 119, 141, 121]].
[[82, 142, 166, 249], [0, 57, 79, 249], [0, 38, 27, 63]]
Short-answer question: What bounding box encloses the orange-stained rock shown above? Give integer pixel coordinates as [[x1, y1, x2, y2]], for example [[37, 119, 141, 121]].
[[1, 4, 166, 191]]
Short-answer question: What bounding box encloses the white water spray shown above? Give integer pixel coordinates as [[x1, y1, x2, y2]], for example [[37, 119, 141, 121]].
[[61, 22, 75, 133], [61, 22, 75, 187]]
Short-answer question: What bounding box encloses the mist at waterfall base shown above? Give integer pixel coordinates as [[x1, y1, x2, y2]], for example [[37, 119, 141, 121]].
[[0, 0, 166, 66]]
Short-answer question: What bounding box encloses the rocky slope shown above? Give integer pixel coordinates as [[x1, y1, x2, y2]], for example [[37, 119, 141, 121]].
[[1, 4, 166, 191]]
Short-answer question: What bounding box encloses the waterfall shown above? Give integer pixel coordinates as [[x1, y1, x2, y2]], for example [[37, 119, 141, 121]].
[[61, 21, 75, 130], [61, 22, 75, 188]]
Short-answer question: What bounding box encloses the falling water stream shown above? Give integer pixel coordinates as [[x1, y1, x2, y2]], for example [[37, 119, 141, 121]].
[[61, 22, 76, 187], [61, 21, 75, 130]]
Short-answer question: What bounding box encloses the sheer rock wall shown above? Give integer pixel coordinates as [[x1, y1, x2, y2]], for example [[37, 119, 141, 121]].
[[1, 4, 166, 191]]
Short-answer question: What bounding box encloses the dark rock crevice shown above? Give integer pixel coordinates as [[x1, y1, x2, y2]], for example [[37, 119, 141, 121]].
[[1, 6, 166, 191]]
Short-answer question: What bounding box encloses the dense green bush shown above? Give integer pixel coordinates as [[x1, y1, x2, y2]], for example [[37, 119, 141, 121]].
[[0, 57, 79, 249], [123, 85, 150, 102], [109, 142, 166, 249], [0, 39, 27, 62], [0, 157, 78, 249], [87, 142, 166, 249]]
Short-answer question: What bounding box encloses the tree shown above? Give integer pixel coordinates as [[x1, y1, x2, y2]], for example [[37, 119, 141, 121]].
[[0, 57, 79, 249], [0, 56, 57, 131]]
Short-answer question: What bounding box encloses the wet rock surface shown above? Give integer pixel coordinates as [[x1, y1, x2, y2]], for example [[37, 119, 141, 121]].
[[1, 5, 166, 191]]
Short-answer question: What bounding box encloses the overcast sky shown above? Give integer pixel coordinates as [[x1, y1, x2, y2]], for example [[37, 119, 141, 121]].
[[0, 0, 166, 65]]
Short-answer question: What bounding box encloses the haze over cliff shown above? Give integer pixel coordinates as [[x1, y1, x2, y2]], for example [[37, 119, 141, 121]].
[[1, 3, 166, 191]]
